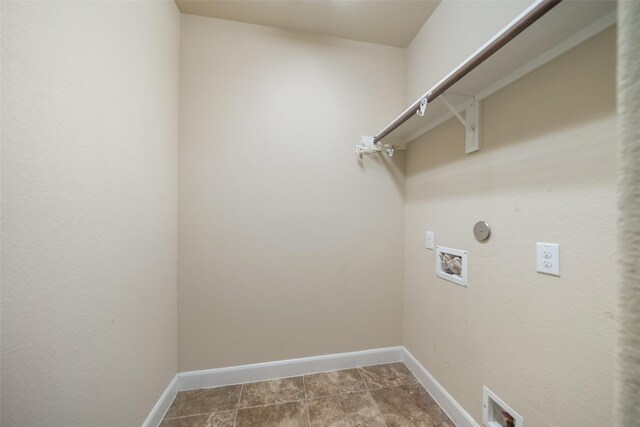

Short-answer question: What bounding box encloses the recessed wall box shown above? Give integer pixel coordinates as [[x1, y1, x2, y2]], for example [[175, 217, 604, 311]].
[[483, 386, 523, 427], [436, 246, 468, 287]]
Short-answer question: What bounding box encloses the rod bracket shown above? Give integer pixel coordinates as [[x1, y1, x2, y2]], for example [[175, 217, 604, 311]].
[[356, 138, 400, 159]]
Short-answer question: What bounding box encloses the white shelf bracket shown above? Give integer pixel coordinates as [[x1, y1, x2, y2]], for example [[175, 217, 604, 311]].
[[465, 97, 481, 154], [440, 94, 481, 154]]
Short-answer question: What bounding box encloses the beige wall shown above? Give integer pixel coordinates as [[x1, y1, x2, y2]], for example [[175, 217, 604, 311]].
[[407, 0, 533, 102], [1, 1, 180, 426], [403, 27, 616, 426], [0, 2, 618, 426], [178, 14, 406, 371]]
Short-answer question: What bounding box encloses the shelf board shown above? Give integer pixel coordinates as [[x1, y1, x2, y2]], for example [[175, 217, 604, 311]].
[[373, 0, 616, 147]]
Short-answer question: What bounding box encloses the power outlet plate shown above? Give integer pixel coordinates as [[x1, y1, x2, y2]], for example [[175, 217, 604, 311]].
[[426, 231, 434, 250], [536, 243, 560, 276]]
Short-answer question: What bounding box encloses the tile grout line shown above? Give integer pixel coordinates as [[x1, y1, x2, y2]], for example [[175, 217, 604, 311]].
[[163, 411, 224, 421], [357, 365, 390, 427], [237, 399, 307, 410], [305, 389, 370, 401], [302, 375, 308, 401], [233, 384, 243, 427], [356, 366, 370, 393], [302, 376, 312, 426]]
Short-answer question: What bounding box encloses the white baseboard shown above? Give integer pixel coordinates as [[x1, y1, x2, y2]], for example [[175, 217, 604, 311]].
[[177, 346, 405, 391], [141, 374, 179, 427], [143, 346, 479, 427], [402, 348, 480, 427]]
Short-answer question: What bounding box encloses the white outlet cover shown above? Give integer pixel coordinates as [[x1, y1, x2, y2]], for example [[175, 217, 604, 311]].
[[536, 243, 560, 276], [426, 231, 434, 250]]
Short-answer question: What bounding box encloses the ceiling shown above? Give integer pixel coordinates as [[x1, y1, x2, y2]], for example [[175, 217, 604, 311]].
[[174, 1, 441, 48]]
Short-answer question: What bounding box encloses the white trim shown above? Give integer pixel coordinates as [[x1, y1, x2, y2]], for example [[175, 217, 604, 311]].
[[402, 349, 480, 427], [143, 346, 479, 427], [177, 347, 404, 391], [141, 374, 178, 427]]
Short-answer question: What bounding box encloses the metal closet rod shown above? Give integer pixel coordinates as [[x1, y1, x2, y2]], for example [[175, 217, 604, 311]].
[[373, 0, 563, 145]]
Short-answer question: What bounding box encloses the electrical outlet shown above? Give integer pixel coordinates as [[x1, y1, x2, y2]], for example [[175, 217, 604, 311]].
[[536, 243, 560, 276], [426, 231, 434, 250]]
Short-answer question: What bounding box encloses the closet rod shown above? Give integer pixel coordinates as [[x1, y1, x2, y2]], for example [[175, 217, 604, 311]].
[[373, 0, 562, 145]]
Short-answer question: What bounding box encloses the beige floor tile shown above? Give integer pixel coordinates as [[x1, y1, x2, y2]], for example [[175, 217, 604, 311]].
[[164, 385, 242, 418], [370, 385, 455, 427], [307, 391, 386, 427], [240, 377, 305, 408], [304, 369, 366, 399], [159, 411, 235, 427], [235, 400, 308, 427], [358, 363, 419, 390], [161, 365, 453, 427]]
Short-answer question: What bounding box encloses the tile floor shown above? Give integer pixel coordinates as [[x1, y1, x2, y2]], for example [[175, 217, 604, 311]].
[[160, 362, 455, 427]]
